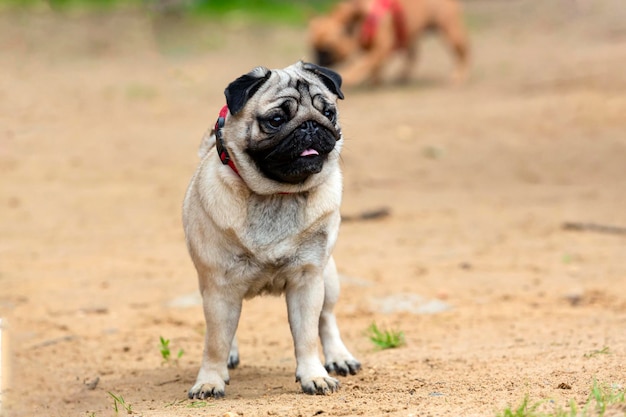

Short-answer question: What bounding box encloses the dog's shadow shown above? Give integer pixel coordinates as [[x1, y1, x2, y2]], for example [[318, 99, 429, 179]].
[[102, 362, 300, 409], [224, 364, 302, 398]]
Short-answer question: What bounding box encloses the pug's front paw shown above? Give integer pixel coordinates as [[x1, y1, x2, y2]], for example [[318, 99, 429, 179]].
[[188, 376, 227, 399], [325, 358, 361, 377], [297, 375, 340, 395]]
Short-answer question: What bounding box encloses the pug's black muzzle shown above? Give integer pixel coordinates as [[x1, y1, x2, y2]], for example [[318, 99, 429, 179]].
[[247, 120, 339, 184]]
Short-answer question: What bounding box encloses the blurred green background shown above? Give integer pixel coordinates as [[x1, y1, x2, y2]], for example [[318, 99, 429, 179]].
[[1, 0, 337, 24]]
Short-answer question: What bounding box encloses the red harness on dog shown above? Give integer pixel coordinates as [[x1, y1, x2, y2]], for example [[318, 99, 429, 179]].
[[214, 105, 292, 195], [214, 105, 240, 176], [360, 0, 408, 50]]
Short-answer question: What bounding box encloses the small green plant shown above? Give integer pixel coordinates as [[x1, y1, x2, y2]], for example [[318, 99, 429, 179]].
[[586, 379, 625, 416], [496, 380, 626, 417], [159, 336, 184, 363], [164, 399, 214, 409], [164, 399, 187, 408], [583, 346, 610, 358], [367, 322, 405, 350], [108, 392, 133, 415], [553, 400, 579, 417], [497, 395, 543, 417], [187, 400, 212, 408]]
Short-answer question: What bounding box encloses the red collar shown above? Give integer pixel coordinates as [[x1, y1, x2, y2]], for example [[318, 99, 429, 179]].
[[214, 105, 240, 176], [214, 105, 291, 195], [360, 0, 408, 50]]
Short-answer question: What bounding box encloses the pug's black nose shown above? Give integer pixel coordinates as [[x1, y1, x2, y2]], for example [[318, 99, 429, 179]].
[[300, 120, 319, 135]]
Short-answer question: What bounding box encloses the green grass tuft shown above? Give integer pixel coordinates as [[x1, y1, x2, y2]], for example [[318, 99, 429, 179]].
[[583, 346, 610, 358], [108, 391, 133, 414], [497, 395, 544, 417], [159, 336, 184, 364], [367, 322, 405, 350], [587, 380, 625, 416], [496, 380, 626, 417]]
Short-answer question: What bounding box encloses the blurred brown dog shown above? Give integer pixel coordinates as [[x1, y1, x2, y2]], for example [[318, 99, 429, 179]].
[[309, 0, 469, 86]]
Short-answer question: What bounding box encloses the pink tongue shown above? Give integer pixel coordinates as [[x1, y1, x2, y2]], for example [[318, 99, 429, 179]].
[[300, 149, 319, 157]]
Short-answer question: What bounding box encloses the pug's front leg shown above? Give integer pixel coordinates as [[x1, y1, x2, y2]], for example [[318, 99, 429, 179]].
[[188, 287, 242, 399], [319, 258, 361, 376], [287, 275, 340, 395]]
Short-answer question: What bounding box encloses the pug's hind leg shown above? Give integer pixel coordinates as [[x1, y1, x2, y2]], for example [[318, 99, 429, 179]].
[[188, 288, 242, 399], [319, 257, 361, 377], [228, 335, 240, 369]]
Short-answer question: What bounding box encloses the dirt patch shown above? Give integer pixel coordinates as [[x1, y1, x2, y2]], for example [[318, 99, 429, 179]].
[[1, 1, 626, 416]]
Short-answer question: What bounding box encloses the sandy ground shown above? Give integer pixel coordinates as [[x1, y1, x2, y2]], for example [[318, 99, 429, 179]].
[[1, 1, 626, 416]]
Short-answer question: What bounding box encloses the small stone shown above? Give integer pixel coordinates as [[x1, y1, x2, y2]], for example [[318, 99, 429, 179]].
[[83, 376, 100, 390], [564, 290, 584, 306]]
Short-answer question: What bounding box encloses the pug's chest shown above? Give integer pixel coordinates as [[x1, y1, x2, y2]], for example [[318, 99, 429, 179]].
[[234, 233, 329, 298], [243, 196, 304, 247], [229, 245, 297, 292], [230, 196, 332, 297]]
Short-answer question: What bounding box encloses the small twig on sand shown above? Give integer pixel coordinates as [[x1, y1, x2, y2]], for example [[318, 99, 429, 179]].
[[342, 207, 391, 222], [31, 335, 76, 349], [562, 222, 626, 236], [155, 377, 182, 386]]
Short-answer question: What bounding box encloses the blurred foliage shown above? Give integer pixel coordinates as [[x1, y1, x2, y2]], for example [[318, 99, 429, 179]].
[[0, 0, 337, 24], [0, 0, 133, 10], [191, 0, 335, 24]]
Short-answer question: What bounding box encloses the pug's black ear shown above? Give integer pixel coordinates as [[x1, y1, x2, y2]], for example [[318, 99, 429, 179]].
[[225, 66, 272, 115], [302, 62, 344, 100]]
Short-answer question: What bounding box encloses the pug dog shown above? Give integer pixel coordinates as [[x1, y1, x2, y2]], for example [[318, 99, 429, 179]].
[[182, 61, 361, 399], [308, 0, 469, 86]]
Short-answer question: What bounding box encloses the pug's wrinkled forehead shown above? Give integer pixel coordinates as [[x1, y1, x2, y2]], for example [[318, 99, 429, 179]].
[[224, 61, 343, 118]]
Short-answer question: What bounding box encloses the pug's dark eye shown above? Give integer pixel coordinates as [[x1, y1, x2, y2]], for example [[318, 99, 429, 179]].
[[269, 115, 285, 127], [323, 108, 336, 122], [263, 115, 286, 130]]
